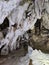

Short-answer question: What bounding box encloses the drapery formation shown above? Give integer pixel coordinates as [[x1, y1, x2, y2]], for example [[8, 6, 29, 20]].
[[0, 0, 49, 55]]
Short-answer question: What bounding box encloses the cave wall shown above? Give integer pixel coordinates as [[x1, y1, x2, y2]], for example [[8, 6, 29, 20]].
[[0, 0, 49, 55]]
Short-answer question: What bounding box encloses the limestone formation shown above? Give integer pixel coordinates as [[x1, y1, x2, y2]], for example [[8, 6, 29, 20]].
[[0, 0, 49, 55]]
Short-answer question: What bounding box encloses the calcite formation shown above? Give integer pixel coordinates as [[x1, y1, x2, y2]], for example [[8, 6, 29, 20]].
[[0, 0, 49, 55]]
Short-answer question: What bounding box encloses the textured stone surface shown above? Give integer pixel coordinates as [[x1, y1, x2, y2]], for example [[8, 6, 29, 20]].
[[0, 0, 49, 55]]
